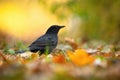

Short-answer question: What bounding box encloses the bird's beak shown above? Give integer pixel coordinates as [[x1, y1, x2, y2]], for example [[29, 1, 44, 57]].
[[60, 26, 65, 28]]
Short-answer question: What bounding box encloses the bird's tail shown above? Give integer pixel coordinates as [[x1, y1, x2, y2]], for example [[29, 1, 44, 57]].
[[15, 50, 26, 54], [15, 47, 30, 54]]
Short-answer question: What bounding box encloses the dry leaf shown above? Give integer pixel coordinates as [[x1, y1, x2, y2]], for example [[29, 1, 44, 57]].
[[65, 37, 78, 50], [52, 54, 66, 64], [67, 49, 95, 66]]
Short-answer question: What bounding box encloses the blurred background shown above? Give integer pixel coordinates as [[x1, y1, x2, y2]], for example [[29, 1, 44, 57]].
[[0, 0, 120, 47]]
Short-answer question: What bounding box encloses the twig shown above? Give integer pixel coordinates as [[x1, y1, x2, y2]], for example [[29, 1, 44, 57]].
[[0, 51, 9, 64]]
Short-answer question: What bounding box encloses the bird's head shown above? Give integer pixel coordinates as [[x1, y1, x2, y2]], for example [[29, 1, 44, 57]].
[[45, 25, 65, 34]]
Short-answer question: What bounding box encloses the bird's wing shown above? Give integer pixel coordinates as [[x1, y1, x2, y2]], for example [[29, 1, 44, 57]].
[[29, 35, 57, 48]]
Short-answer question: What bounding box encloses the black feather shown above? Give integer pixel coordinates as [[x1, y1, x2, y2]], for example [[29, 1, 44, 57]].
[[28, 25, 64, 54]]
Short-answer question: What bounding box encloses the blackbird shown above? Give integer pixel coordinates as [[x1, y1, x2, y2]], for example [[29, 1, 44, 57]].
[[28, 25, 65, 54]]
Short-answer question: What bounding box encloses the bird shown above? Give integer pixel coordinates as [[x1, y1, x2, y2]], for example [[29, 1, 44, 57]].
[[24, 25, 65, 54]]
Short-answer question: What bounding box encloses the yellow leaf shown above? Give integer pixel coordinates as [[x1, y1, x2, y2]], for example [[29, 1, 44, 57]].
[[67, 49, 95, 66]]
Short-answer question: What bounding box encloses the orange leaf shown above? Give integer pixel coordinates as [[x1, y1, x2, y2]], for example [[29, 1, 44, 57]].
[[67, 49, 95, 66], [19, 57, 30, 64], [52, 54, 66, 64]]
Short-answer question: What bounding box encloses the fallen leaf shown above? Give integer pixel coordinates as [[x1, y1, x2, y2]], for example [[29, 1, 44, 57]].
[[52, 54, 66, 64], [65, 37, 78, 50], [67, 49, 95, 66]]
